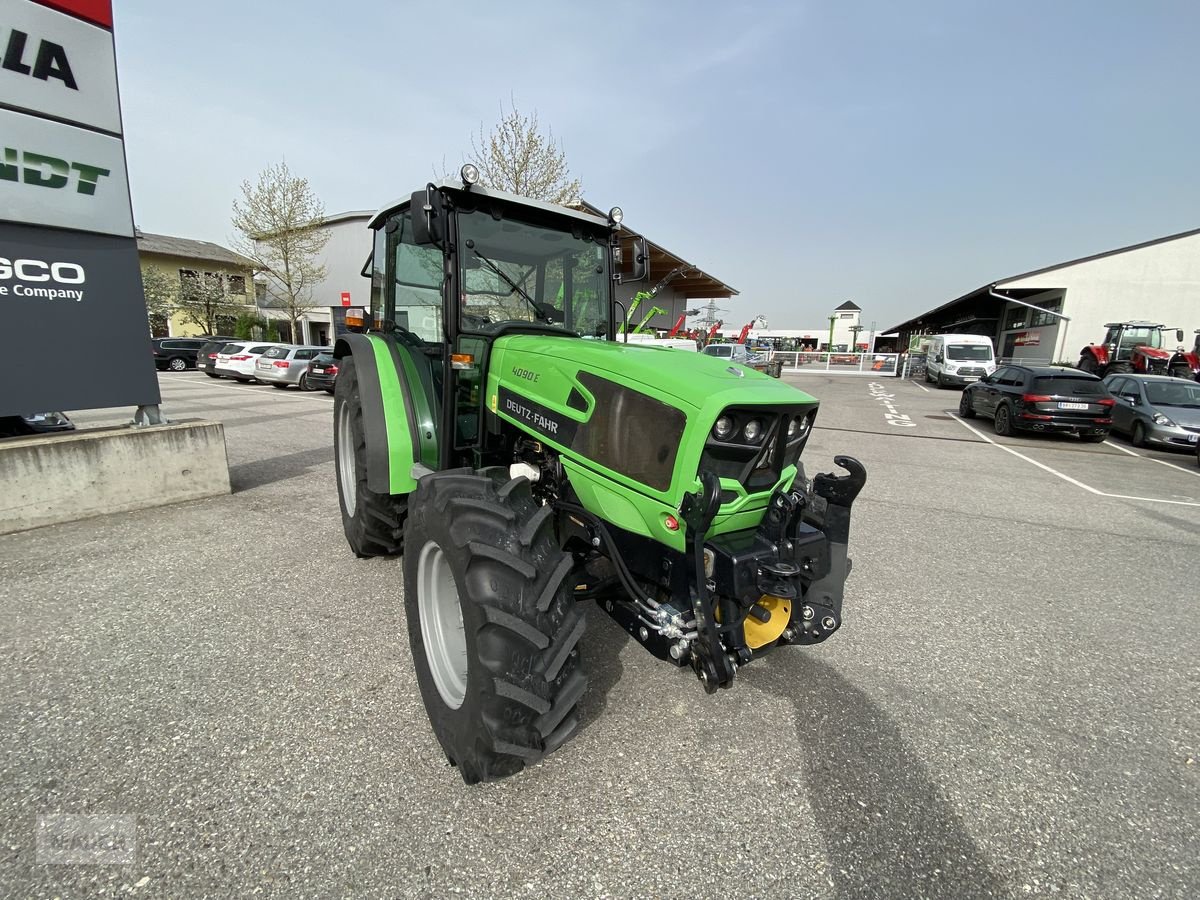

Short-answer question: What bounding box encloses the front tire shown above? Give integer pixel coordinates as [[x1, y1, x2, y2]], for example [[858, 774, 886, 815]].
[[299, 373, 310, 391], [1108, 361, 1134, 375], [333, 355, 407, 557], [1132, 422, 1147, 448], [167, 357, 187, 372], [958, 390, 976, 418], [404, 469, 587, 783], [994, 403, 1014, 436]]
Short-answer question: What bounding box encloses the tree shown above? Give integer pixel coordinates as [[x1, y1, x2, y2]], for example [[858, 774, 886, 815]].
[[176, 271, 243, 336], [140, 265, 177, 336], [467, 101, 582, 204], [231, 161, 330, 342]]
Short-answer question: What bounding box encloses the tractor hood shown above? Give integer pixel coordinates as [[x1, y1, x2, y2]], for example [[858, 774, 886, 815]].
[[496, 335, 811, 410]]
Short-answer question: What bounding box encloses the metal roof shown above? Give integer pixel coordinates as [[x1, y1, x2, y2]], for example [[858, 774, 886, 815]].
[[136, 230, 256, 269], [884, 225, 1200, 336], [366, 180, 609, 231]]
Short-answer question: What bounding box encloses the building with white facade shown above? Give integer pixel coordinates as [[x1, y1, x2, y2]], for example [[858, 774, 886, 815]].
[[885, 227, 1200, 363], [714, 300, 868, 350]]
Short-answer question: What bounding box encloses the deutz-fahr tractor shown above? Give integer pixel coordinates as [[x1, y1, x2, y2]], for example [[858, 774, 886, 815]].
[[1168, 329, 1200, 381], [1077, 321, 1186, 378], [331, 167, 865, 783]]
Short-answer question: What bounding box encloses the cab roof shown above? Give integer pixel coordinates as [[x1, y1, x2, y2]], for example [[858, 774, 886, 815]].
[[367, 179, 610, 232]]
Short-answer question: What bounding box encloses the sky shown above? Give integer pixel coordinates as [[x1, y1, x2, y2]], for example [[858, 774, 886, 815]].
[[114, 0, 1200, 333]]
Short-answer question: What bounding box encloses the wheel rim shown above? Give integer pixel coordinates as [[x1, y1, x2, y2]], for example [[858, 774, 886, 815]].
[[997, 408, 1008, 431], [417, 540, 468, 709], [169, 358, 185, 371], [960, 394, 970, 415], [336, 402, 357, 516], [1134, 424, 1144, 445]]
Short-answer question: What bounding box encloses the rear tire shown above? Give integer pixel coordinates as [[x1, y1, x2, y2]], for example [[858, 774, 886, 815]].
[[994, 403, 1014, 436], [1081, 433, 1107, 443], [1132, 422, 1147, 448], [1077, 355, 1098, 375], [167, 357, 187, 372], [958, 390, 976, 418], [333, 355, 407, 558], [206, 372, 219, 378], [404, 468, 587, 784], [1108, 361, 1134, 375]]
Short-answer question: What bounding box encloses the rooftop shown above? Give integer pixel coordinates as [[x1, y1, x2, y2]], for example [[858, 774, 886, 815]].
[[136, 230, 256, 269]]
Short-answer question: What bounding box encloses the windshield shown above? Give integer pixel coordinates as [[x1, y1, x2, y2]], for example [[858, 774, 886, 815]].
[[948, 344, 991, 361], [456, 210, 610, 337], [1033, 376, 1106, 396], [1109, 327, 1162, 349], [1146, 381, 1200, 406]]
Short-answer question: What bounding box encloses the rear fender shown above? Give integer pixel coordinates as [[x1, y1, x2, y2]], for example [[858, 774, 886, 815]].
[[334, 334, 421, 496]]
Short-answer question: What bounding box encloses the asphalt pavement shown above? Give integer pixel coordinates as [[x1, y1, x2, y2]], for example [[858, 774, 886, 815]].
[[1, 370, 1196, 898]]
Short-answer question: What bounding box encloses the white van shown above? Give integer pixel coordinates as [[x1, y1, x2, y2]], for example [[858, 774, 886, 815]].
[[922, 334, 996, 387]]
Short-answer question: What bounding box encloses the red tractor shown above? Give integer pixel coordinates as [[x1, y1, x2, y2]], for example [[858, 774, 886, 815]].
[[1168, 329, 1200, 381], [1077, 321, 1185, 378]]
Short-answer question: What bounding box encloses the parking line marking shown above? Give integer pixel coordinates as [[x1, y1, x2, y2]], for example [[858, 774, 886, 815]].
[[911, 380, 930, 393], [1105, 439, 1200, 479], [947, 414, 1200, 507], [1103, 440, 1140, 457]]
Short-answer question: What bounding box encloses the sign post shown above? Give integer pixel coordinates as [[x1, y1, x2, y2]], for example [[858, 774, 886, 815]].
[[0, 0, 161, 418]]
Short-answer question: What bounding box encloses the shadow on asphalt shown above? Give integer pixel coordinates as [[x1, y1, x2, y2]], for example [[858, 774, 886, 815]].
[[573, 605, 628, 737], [746, 657, 1009, 900], [229, 446, 335, 492]]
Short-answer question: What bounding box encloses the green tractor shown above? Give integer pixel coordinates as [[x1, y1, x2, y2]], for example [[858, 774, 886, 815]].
[[333, 168, 866, 783]]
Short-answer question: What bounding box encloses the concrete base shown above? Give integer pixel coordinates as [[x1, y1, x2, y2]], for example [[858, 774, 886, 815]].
[[0, 420, 231, 535]]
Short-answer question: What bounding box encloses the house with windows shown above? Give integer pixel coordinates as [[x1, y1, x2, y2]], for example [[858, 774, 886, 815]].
[[136, 230, 258, 337]]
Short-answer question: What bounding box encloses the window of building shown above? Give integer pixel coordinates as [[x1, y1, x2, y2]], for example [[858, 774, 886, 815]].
[[179, 269, 198, 284], [227, 274, 246, 295]]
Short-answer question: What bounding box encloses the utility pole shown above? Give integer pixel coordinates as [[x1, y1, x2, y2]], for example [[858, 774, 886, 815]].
[[849, 324, 864, 351], [827, 314, 837, 352]]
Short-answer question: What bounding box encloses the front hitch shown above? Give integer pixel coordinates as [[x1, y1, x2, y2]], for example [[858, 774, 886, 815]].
[[680, 471, 734, 693], [789, 455, 866, 645]]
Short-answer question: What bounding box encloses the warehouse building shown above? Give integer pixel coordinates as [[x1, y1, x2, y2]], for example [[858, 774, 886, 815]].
[[885, 227, 1200, 363]]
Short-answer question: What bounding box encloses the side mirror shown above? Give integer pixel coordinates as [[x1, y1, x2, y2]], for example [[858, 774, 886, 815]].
[[618, 236, 649, 283], [410, 188, 445, 245]]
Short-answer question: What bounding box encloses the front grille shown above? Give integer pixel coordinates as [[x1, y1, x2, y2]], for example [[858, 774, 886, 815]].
[[956, 366, 986, 376], [700, 404, 816, 499]]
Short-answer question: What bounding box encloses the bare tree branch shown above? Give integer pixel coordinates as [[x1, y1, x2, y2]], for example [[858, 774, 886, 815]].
[[231, 160, 331, 341], [465, 100, 582, 204]]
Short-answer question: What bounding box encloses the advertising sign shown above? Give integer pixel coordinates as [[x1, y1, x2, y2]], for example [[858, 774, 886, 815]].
[[0, 108, 133, 236], [0, 0, 158, 417], [1013, 331, 1041, 347], [1, 221, 159, 411], [340, 290, 351, 306], [1, 0, 122, 134]]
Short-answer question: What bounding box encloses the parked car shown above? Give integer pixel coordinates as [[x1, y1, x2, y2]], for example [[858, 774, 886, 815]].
[[151, 337, 210, 371], [1102, 374, 1200, 450], [922, 333, 997, 388], [213, 342, 291, 383], [703, 343, 761, 364], [958, 364, 1115, 442], [254, 345, 330, 389], [0, 411, 75, 438], [304, 351, 339, 393], [197, 336, 237, 377]]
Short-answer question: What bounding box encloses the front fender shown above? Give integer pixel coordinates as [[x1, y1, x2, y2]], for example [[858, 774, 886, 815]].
[[335, 333, 421, 496], [1082, 344, 1109, 366]]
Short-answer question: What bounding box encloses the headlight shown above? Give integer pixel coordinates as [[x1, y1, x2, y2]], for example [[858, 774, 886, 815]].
[[789, 413, 811, 440], [608, 206, 623, 225], [1152, 413, 1176, 427], [713, 415, 735, 440], [743, 419, 763, 443], [460, 163, 480, 185]]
